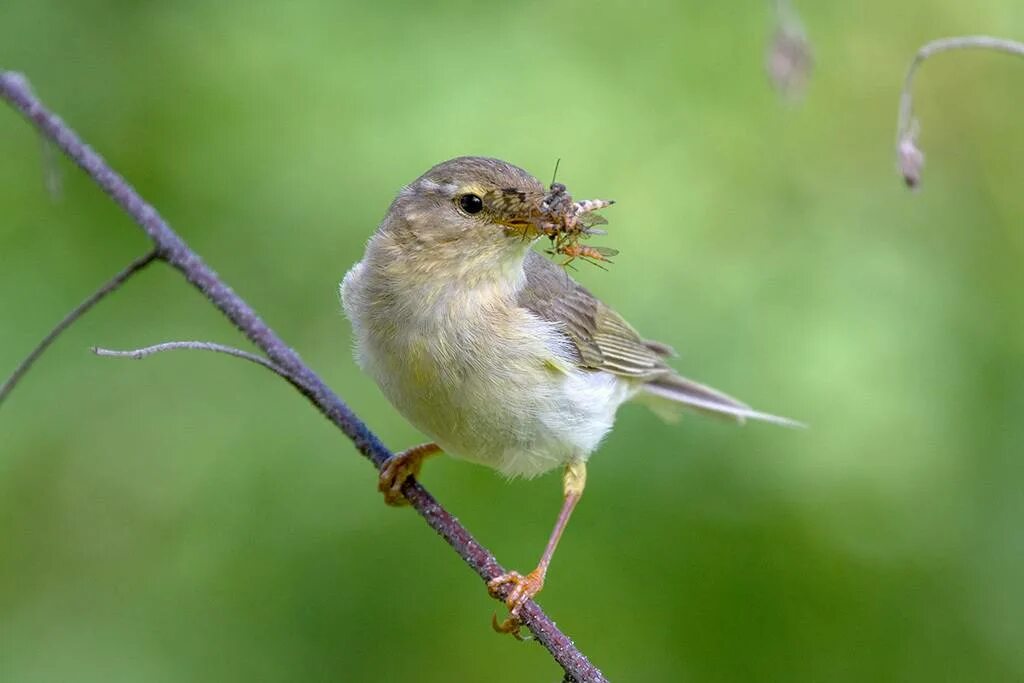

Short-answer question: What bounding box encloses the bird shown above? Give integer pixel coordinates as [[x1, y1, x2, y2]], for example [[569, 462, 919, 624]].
[[340, 156, 797, 634]]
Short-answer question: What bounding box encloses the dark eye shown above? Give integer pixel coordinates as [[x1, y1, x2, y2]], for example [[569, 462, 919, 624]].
[[458, 193, 484, 214]]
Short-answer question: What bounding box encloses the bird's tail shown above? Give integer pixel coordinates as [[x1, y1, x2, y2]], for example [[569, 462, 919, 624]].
[[638, 373, 804, 428]]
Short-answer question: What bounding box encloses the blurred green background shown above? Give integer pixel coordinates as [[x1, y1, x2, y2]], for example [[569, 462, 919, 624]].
[[3, 1, 1023, 681]]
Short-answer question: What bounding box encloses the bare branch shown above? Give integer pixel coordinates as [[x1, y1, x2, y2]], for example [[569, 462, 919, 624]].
[[93, 341, 296, 383], [0, 72, 607, 682], [0, 249, 158, 408], [896, 35, 1024, 189]]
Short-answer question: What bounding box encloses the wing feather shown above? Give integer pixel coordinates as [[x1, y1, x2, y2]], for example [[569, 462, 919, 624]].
[[517, 250, 666, 379], [516, 251, 801, 427]]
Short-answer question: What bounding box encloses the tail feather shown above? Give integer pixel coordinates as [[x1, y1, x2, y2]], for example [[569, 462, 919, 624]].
[[640, 374, 804, 428]]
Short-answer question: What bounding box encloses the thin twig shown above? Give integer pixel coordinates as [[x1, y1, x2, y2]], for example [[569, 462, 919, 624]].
[[0, 72, 606, 682], [0, 249, 158, 407], [92, 341, 297, 384], [895, 35, 1024, 188]]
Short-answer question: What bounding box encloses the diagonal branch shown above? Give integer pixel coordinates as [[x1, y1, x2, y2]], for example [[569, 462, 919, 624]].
[[895, 35, 1024, 189], [0, 72, 606, 682], [0, 249, 158, 407]]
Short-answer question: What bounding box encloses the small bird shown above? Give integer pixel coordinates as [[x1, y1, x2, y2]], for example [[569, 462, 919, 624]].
[[341, 156, 797, 634]]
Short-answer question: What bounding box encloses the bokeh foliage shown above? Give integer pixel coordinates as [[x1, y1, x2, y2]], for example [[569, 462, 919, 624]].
[[2, 1, 1023, 680]]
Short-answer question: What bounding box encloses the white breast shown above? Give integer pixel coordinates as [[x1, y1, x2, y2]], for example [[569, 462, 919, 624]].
[[341, 260, 634, 478]]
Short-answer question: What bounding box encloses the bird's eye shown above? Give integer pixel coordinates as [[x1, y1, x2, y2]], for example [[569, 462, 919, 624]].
[[458, 193, 484, 215]]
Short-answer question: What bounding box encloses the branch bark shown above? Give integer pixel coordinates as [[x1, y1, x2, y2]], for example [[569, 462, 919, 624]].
[[0, 72, 606, 683]]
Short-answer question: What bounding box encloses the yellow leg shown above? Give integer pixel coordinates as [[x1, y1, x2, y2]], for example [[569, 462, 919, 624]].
[[378, 442, 441, 506], [488, 459, 587, 637]]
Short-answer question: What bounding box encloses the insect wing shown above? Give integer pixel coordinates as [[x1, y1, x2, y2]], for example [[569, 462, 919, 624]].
[[591, 246, 619, 257], [578, 213, 608, 229], [484, 188, 530, 215]]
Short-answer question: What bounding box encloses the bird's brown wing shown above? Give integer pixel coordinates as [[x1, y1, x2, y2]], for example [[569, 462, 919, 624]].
[[517, 250, 671, 379], [517, 251, 803, 426]]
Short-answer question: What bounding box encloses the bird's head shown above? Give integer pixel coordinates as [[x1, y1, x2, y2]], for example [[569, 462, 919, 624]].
[[377, 157, 550, 277]]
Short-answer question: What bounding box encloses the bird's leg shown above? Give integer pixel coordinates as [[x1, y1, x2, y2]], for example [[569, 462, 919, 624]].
[[488, 459, 586, 636], [378, 442, 442, 506]]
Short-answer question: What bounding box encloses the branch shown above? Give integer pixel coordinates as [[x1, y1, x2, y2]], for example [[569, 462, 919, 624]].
[[0, 249, 158, 407], [895, 35, 1024, 189], [0, 72, 606, 682], [92, 341, 298, 385]]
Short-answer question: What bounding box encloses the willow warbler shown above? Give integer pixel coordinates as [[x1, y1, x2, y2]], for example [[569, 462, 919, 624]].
[[341, 156, 797, 633]]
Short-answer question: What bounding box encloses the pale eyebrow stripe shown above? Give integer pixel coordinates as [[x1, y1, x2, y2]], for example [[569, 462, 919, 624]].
[[419, 179, 459, 195]]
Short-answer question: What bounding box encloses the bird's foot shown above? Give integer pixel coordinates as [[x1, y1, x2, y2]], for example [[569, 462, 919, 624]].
[[487, 568, 546, 638], [378, 443, 440, 506]]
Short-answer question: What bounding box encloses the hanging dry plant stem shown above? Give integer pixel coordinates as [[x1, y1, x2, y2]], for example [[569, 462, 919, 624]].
[[895, 35, 1024, 189]]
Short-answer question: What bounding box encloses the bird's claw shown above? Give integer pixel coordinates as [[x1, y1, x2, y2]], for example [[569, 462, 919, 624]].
[[378, 444, 438, 506], [487, 569, 545, 638], [378, 455, 416, 506]]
